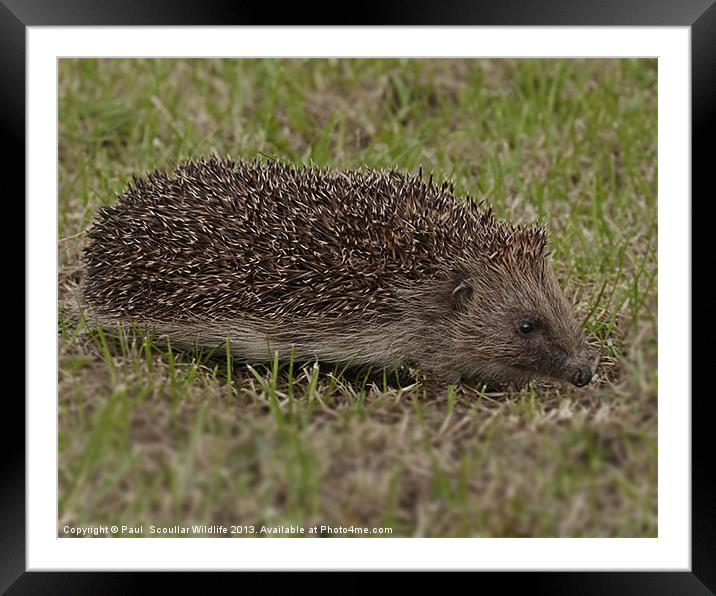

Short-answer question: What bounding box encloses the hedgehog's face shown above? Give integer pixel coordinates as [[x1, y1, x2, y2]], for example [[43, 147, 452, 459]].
[[449, 261, 593, 388]]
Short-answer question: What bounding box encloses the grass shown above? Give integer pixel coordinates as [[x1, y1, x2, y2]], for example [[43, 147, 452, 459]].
[[58, 58, 657, 537]]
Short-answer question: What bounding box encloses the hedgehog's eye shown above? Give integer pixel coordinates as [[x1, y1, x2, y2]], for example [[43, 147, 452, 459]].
[[517, 321, 536, 337]]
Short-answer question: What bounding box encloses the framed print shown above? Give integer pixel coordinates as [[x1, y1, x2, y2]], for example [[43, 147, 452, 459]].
[[12, 0, 709, 591]]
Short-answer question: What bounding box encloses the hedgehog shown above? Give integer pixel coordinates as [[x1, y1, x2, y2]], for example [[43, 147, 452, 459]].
[[79, 156, 594, 390]]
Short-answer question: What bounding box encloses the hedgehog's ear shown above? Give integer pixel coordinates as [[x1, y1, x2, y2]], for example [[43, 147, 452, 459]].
[[450, 280, 473, 311]]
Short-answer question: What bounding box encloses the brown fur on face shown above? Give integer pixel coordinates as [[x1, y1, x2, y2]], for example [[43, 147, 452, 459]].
[[381, 211, 595, 389], [400, 255, 593, 389]]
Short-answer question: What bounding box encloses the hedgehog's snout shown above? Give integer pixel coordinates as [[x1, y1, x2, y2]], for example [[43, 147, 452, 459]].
[[570, 364, 593, 387]]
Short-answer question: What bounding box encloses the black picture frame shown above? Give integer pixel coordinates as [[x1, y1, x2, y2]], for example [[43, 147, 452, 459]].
[[10, 0, 708, 591]]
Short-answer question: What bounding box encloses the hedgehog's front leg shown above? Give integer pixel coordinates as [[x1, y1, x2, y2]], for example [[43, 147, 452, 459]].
[[405, 334, 461, 394], [418, 366, 461, 396]]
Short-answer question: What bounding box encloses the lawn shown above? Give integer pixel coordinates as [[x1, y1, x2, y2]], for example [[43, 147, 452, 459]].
[[58, 58, 657, 537]]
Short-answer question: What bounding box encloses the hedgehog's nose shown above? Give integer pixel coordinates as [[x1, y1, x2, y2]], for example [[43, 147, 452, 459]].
[[571, 365, 593, 387]]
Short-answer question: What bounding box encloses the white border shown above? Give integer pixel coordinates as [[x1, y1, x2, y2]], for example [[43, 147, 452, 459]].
[[29, 27, 690, 570]]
